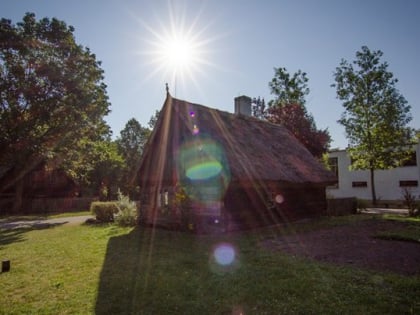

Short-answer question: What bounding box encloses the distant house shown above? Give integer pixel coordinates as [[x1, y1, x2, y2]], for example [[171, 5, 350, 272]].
[[0, 161, 80, 214], [138, 93, 336, 232], [0, 161, 79, 199], [327, 143, 420, 203]]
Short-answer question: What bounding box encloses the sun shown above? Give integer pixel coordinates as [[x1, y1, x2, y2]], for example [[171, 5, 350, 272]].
[[153, 29, 203, 87], [137, 2, 219, 95], [161, 33, 196, 70]]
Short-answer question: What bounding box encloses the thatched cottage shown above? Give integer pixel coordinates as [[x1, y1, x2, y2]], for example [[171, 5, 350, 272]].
[[138, 92, 336, 232]]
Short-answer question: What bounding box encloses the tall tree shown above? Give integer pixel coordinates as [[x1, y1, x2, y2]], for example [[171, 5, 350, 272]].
[[117, 118, 150, 198], [268, 67, 309, 107], [266, 67, 331, 158], [332, 46, 414, 204], [0, 13, 111, 211], [87, 140, 125, 200]]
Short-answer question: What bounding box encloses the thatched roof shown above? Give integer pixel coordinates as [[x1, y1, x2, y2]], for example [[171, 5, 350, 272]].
[[139, 94, 336, 185]]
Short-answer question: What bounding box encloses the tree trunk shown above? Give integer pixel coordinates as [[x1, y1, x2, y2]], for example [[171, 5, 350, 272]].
[[370, 167, 377, 205]]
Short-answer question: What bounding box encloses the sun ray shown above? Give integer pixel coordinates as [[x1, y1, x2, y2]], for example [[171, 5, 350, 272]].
[[130, 1, 230, 97]]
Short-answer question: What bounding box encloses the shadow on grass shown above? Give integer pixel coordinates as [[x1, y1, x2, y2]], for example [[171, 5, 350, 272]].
[[95, 227, 143, 314], [95, 227, 192, 314], [95, 227, 247, 314], [0, 222, 67, 249]]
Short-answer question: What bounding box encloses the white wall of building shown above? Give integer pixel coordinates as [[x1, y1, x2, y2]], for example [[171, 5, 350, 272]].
[[327, 143, 420, 201]]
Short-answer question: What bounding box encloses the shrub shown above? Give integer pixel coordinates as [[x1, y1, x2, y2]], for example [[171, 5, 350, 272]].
[[90, 201, 118, 222], [401, 188, 419, 217], [173, 185, 193, 231], [356, 199, 368, 212], [114, 190, 138, 227]]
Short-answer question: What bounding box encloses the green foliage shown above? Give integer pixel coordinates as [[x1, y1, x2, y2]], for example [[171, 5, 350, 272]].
[[332, 46, 414, 168], [332, 46, 415, 203], [266, 67, 331, 157], [90, 201, 118, 222], [0, 13, 111, 209], [268, 67, 309, 107], [116, 118, 150, 198], [114, 190, 138, 226], [148, 109, 161, 130], [321, 152, 332, 170], [87, 140, 125, 197]]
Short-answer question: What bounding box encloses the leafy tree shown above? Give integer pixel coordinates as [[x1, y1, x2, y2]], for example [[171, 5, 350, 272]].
[[76, 139, 125, 199], [252, 97, 265, 119], [267, 104, 331, 158], [148, 109, 160, 130], [0, 13, 110, 211], [266, 67, 331, 158], [117, 118, 150, 198], [268, 67, 309, 107], [332, 46, 415, 204]]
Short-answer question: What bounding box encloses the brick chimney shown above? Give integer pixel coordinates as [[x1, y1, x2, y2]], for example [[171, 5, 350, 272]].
[[234, 95, 252, 116]]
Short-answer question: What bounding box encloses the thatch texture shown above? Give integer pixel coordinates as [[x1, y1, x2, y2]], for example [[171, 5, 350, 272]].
[[139, 94, 336, 185]]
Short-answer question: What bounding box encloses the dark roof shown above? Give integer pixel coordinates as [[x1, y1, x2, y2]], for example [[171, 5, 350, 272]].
[[139, 94, 336, 185]]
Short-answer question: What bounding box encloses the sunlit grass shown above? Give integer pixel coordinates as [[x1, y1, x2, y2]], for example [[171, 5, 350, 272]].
[[383, 213, 420, 223], [0, 216, 419, 314]]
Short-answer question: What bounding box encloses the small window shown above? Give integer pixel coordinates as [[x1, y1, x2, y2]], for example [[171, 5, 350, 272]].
[[399, 180, 418, 187], [327, 157, 339, 188], [352, 181, 367, 187], [328, 157, 338, 178]]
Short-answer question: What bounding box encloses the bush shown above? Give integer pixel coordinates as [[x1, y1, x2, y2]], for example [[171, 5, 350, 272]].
[[401, 188, 419, 217], [173, 185, 193, 231], [114, 190, 138, 227], [90, 201, 119, 222], [356, 199, 368, 212]]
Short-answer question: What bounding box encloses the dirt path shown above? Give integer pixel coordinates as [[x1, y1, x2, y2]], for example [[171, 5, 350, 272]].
[[262, 219, 420, 276], [0, 215, 93, 230]]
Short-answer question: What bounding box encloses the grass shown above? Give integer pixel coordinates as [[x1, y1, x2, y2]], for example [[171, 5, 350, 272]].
[[383, 213, 420, 223], [0, 215, 419, 314], [375, 214, 420, 243]]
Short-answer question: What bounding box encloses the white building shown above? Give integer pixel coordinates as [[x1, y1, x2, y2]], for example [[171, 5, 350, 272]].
[[327, 143, 420, 203]]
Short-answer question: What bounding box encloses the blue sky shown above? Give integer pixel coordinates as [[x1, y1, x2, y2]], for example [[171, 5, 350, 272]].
[[2, 0, 419, 149]]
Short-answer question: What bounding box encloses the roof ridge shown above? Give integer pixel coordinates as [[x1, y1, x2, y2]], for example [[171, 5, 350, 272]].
[[170, 97, 291, 130]]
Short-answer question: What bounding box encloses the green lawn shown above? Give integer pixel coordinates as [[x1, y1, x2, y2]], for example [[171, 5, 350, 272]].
[[0, 216, 419, 314]]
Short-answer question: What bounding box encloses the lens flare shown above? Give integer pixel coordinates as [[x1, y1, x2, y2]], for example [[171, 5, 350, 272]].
[[178, 136, 230, 184], [213, 243, 236, 266], [177, 135, 231, 218], [186, 160, 222, 180], [275, 194, 284, 204], [209, 242, 240, 274], [192, 125, 200, 135]]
